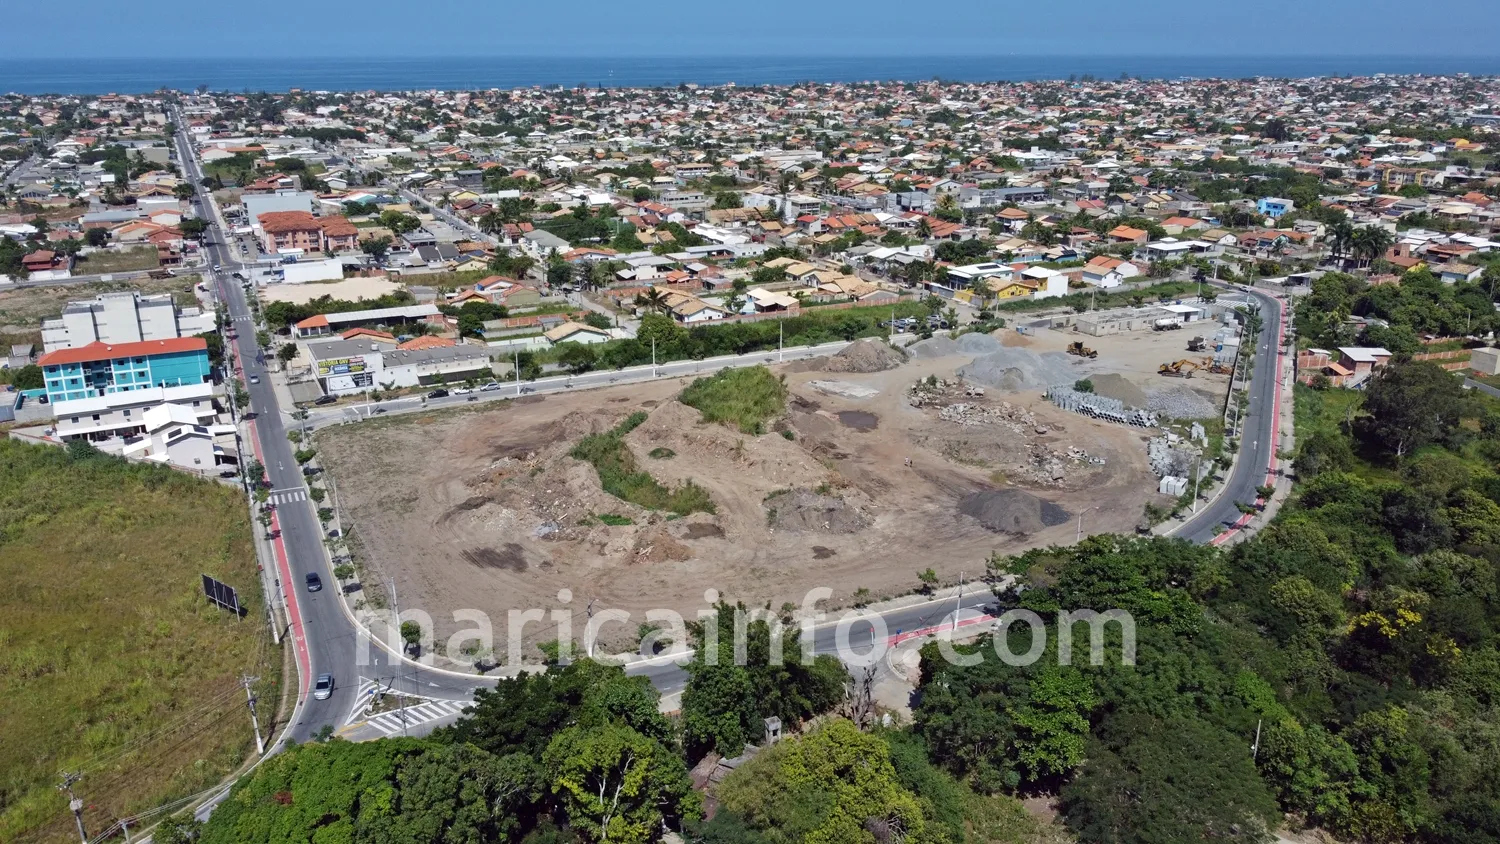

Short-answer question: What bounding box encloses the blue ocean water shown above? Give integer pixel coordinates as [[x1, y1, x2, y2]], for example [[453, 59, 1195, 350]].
[[2, 55, 1498, 95]]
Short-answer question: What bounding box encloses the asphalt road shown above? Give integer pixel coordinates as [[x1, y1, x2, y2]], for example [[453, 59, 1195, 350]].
[[1174, 286, 1285, 544]]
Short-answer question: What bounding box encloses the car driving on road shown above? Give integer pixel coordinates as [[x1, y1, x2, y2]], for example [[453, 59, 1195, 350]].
[[313, 673, 334, 700], [305, 572, 322, 592]]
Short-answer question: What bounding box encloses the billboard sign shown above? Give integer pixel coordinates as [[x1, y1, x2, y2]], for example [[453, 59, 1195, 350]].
[[201, 574, 243, 616], [317, 356, 367, 377]]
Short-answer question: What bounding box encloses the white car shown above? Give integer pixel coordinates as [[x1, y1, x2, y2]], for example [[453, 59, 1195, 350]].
[[452, 387, 472, 395], [480, 382, 503, 392]]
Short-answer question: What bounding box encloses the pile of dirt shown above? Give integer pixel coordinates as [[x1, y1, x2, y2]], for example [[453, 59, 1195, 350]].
[[957, 489, 1070, 534], [765, 488, 871, 534], [824, 338, 907, 373], [633, 527, 693, 563], [1087, 373, 1149, 408], [957, 347, 1081, 393]]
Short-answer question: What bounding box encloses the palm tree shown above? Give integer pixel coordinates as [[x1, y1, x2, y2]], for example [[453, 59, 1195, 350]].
[[1325, 220, 1354, 262], [477, 211, 504, 236], [1350, 226, 1394, 268], [915, 217, 933, 240], [634, 288, 669, 315]]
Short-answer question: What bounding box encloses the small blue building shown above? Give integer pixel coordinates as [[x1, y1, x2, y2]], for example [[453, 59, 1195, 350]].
[[1256, 197, 1295, 219], [38, 338, 212, 404]]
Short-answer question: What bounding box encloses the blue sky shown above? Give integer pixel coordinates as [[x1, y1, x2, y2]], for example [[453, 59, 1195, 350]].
[[5, 0, 1500, 59]]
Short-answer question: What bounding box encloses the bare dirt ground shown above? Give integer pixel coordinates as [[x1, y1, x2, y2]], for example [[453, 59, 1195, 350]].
[[1020, 322, 1233, 397], [318, 345, 1159, 652]]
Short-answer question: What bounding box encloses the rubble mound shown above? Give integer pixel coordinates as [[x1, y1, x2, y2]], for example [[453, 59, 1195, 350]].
[[957, 347, 1080, 393], [824, 338, 907, 373], [957, 489, 1070, 534], [764, 489, 870, 534], [1146, 386, 1218, 419], [1087, 373, 1149, 408]]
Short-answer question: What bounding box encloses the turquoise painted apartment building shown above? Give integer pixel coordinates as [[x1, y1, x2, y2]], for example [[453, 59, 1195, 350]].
[[38, 338, 212, 404]]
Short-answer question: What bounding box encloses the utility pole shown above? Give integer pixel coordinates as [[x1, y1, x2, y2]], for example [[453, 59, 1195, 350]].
[[514, 347, 521, 396], [778, 319, 784, 362], [243, 675, 265, 756], [651, 336, 657, 378], [1251, 718, 1263, 761], [586, 597, 597, 657], [58, 772, 86, 843], [1191, 455, 1203, 514], [952, 571, 963, 632]]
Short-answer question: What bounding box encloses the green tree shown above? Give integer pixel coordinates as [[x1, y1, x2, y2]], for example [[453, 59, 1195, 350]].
[[84, 227, 109, 248], [1357, 361, 1463, 459], [379, 210, 422, 235], [682, 602, 847, 759], [543, 722, 697, 843], [1060, 713, 1279, 844], [556, 342, 598, 373], [7, 363, 43, 390]]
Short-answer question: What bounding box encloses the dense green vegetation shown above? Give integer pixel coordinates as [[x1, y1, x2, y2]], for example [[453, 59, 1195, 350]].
[[0, 441, 275, 841], [1296, 265, 1500, 352], [197, 660, 697, 844], [679, 366, 788, 435], [680, 602, 845, 760], [569, 411, 716, 515]]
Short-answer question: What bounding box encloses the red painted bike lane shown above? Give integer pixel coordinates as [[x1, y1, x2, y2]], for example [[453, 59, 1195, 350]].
[[1211, 294, 1288, 547], [224, 285, 311, 699]]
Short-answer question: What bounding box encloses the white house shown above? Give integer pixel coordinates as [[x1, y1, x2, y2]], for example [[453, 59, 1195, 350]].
[[119, 402, 233, 471], [544, 322, 611, 346]]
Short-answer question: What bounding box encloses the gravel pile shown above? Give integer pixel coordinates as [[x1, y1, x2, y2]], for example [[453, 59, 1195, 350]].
[[907, 335, 960, 358], [1087, 373, 1149, 408], [1146, 386, 1218, 419], [957, 489, 1070, 534], [957, 347, 1081, 392], [824, 338, 907, 373]]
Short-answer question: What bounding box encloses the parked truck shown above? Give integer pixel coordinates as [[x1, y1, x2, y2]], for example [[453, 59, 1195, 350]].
[[1153, 317, 1183, 331]]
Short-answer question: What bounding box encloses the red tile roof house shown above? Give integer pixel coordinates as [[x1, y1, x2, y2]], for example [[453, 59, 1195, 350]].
[[23, 250, 65, 273], [257, 211, 359, 253]]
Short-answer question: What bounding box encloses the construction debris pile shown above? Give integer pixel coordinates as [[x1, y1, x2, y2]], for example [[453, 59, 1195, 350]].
[[1046, 386, 1159, 427], [1148, 434, 1204, 478], [957, 488, 1070, 534], [823, 338, 907, 373], [937, 400, 1038, 432], [907, 377, 984, 408], [1146, 386, 1219, 420]]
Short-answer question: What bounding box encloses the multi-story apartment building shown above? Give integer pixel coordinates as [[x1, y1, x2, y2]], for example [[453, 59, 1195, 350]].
[[39, 337, 212, 404], [40, 291, 216, 353]]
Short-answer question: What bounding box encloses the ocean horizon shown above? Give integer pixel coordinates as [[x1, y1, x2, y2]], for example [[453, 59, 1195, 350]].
[[3, 54, 1499, 95]]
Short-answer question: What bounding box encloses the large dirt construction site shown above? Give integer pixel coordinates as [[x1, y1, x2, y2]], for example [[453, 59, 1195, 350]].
[[317, 335, 1162, 652]]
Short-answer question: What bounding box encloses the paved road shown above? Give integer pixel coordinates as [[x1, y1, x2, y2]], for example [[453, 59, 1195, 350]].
[[1174, 286, 1286, 544]]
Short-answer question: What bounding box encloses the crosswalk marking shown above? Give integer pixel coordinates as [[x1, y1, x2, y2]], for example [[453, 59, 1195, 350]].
[[366, 698, 467, 735], [233, 315, 253, 322], [270, 489, 306, 505]]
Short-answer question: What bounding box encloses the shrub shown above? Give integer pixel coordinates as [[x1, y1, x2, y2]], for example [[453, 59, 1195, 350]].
[[570, 414, 715, 516], [1074, 378, 1094, 393], [596, 513, 634, 526], [679, 366, 787, 434], [648, 447, 676, 459]]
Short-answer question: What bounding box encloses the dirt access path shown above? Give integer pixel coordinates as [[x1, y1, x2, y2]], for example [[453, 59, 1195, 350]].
[[317, 346, 1155, 654]]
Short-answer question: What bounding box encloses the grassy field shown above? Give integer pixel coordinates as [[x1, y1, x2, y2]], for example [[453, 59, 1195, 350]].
[[74, 246, 163, 274], [570, 411, 716, 515], [0, 441, 277, 842], [679, 365, 788, 434], [0, 276, 198, 349]]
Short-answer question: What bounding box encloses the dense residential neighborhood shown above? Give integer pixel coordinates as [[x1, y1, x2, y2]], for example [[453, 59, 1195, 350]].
[[4, 68, 1500, 844]]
